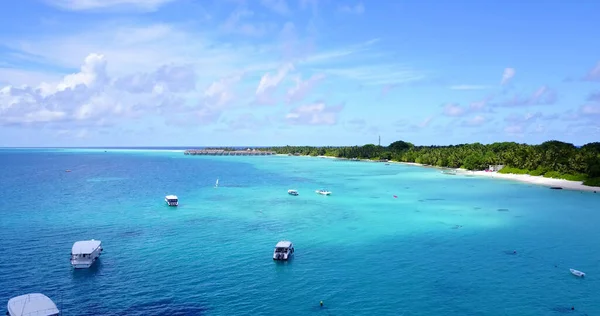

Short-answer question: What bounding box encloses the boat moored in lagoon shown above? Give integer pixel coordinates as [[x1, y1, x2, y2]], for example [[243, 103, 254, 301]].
[[315, 189, 331, 195], [288, 189, 299, 196], [273, 241, 294, 261], [165, 195, 178, 206], [7, 293, 60, 316], [570, 268, 585, 277], [71, 239, 102, 269]]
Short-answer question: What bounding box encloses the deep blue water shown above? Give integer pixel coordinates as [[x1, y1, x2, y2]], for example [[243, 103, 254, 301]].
[[1, 149, 599, 315]]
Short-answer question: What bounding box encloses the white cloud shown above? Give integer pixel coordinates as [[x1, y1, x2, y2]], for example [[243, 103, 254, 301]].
[[501, 67, 515, 85], [501, 85, 557, 107], [581, 104, 600, 115], [418, 116, 434, 128], [442, 103, 465, 117], [55, 53, 109, 93], [287, 73, 325, 103], [286, 102, 343, 125], [3, 23, 255, 78], [583, 61, 600, 82], [220, 8, 275, 37], [114, 64, 197, 94], [462, 115, 487, 127], [43, 0, 178, 11], [259, 0, 290, 15], [0, 53, 236, 128], [255, 63, 294, 104], [339, 2, 365, 14], [504, 125, 523, 134], [0, 68, 61, 87], [204, 73, 243, 108]]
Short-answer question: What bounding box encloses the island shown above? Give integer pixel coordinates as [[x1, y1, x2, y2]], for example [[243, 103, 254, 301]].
[[261, 140, 600, 188]]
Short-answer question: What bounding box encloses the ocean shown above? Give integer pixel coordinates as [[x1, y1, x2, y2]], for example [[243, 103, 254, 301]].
[[0, 148, 598, 315]]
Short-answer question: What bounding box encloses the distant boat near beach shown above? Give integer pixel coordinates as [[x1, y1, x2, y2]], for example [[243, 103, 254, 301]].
[[165, 195, 178, 206], [288, 189, 299, 196], [316, 189, 331, 195]]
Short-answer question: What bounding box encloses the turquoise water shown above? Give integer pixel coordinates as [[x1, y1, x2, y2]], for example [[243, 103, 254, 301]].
[[0, 149, 598, 315]]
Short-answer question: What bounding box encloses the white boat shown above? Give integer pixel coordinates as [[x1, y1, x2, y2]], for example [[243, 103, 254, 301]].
[[71, 239, 102, 269], [7, 293, 59, 316], [288, 189, 299, 196], [273, 241, 294, 261], [215, 179, 219, 188], [315, 189, 331, 195], [165, 195, 178, 206], [570, 268, 585, 277]]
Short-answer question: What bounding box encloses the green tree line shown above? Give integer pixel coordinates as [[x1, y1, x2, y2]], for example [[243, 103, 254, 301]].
[[262, 140, 600, 187]]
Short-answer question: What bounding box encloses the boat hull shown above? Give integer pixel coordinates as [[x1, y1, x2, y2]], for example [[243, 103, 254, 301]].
[[71, 261, 95, 269], [71, 256, 100, 269], [570, 269, 585, 277]]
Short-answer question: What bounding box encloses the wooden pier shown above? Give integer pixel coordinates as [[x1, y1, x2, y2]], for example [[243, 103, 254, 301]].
[[184, 149, 276, 156]]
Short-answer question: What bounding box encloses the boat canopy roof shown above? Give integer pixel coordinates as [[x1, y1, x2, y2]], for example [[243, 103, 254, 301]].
[[165, 195, 178, 200], [7, 293, 59, 316], [275, 241, 292, 248], [72, 239, 101, 254]]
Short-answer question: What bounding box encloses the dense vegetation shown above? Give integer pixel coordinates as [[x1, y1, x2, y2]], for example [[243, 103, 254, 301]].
[[263, 141, 600, 187]]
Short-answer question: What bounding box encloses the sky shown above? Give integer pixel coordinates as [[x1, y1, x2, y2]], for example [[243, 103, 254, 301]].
[[0, 0, 599, 147]]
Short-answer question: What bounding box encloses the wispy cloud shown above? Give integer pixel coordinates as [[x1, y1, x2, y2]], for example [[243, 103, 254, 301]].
[[461, 115, 487, 127], [220, 8, 274, 37], [223, 113, 273, 131], [449, 85, 490, 90], [287, 73, 325, 104], [344, 118, 367, 131], [259, 0, 290, 15], [581, 104, 600, 115], [442, 103, 466, 117], [42, 0, 178, 11], [339, 2, 365, 14], [587, 92, 600, 102], [499, 86, 557, 107], [501, 67, 516, 85], [583, 61, 600, 82], [286, 102, 344, 125], [313, 65, 425, 86], [255, 63, 295, 104], [393, 115, 435, 133]]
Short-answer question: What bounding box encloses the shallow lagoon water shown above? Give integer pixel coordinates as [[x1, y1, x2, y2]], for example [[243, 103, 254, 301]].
[[0, 149, 598, 315]]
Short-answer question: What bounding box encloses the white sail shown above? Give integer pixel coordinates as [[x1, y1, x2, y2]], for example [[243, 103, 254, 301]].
[[215, 178, 219, 188]]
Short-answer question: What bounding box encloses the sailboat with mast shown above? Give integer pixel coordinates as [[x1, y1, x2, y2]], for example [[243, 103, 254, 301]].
[[215, 178, 219, 188]]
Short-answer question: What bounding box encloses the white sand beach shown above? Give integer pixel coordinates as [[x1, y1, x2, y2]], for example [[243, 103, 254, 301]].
[[283, 154, 600, 192], [385, 160, 599, 192], [467, 170, 600, 192]]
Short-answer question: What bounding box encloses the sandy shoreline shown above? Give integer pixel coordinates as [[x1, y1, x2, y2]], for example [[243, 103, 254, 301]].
[[279, 154, 600, 193]]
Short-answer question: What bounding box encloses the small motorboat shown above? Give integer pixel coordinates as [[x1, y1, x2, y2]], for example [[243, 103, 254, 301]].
[[288, 189, 299, 196], [273, 241, 294, 261], [570, 268, 585, 277], [315, 189, 331, 196]]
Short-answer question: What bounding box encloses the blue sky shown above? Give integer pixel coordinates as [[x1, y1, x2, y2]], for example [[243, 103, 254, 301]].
[[0, 0, 599, 147]]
